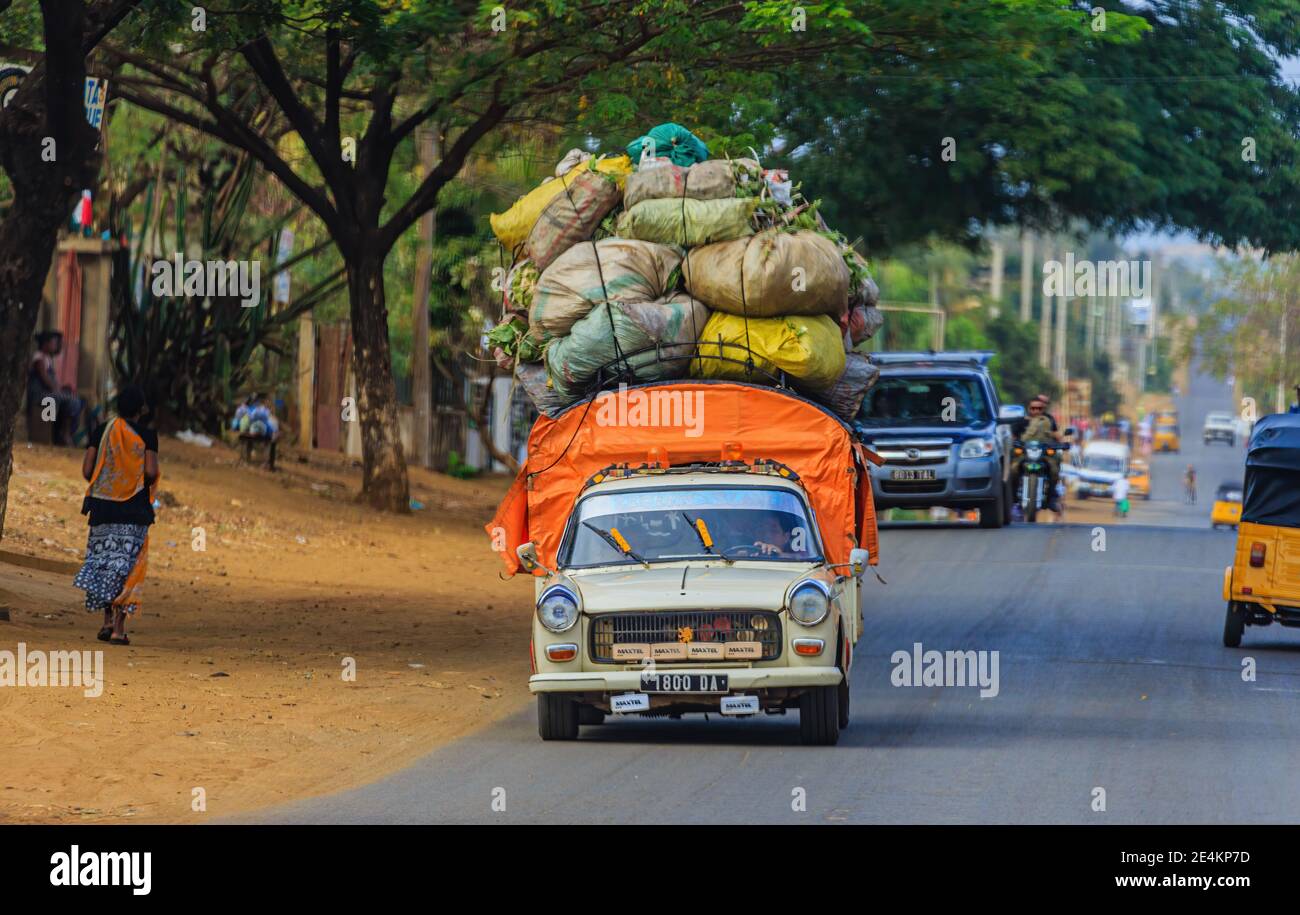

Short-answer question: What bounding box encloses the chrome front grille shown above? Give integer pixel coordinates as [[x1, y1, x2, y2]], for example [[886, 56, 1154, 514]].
[[872, 439, 952, 466], [590, 610, 783, 663]]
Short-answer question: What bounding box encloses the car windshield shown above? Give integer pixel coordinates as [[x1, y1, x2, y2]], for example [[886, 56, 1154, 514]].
[[1207, 413, 1233, 424], [1085, 455, 1125, 473], [857, 375, 991, 427], [1218, 486, 1242, 502], [564, 486, 820, 566]]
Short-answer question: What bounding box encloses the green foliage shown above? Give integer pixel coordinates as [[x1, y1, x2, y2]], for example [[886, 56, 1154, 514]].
[[780, 1, 1300, 254]]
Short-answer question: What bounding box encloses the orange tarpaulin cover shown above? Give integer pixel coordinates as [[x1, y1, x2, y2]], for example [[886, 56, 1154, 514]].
[[486, 382, 879, 576]]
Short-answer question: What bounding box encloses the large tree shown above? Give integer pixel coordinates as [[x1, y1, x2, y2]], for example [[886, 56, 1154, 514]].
[[103, 0, 876, 512], [0, 0, 141, 541], [781, 0, 1300, 254]]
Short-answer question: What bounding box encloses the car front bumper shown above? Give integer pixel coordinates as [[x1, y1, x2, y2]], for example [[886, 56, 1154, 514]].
[[869, 456, 1002, 509], [530, 665, 842, 694]]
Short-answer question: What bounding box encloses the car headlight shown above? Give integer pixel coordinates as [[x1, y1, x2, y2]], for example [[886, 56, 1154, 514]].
[[960, 437, 994, 459], [537, 586, 579, 633], [788, 581, 830, 626]]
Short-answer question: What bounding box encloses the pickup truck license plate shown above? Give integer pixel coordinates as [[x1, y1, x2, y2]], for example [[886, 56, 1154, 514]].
[[640, 672, 729, 694], [891, 468, 936, 481]]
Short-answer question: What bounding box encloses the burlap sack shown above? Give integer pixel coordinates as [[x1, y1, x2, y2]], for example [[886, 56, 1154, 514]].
[[682, 229, 850, 318], [530, 238, 682, 339], [525, 168, 622, 271], [515, 361, 572, 417], [546, 293, 709, 397], [623, 158, 760, 210], [691, 312, 846, 390], [616, 197, 757, 247], [807, 352, 879, 420]]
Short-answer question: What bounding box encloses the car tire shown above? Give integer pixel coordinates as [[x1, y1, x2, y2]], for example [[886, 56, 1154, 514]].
[[1001, 479, 1013, 525], [578, 705, 605, 726], [799, 685, 841, 746], [1223, 601, 1246, 648], [538, 693, 579, 740], [979, 486, 1004, 528]]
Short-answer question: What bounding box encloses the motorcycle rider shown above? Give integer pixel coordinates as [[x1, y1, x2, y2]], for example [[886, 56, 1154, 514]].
[[1012, 397, 1062, 511]]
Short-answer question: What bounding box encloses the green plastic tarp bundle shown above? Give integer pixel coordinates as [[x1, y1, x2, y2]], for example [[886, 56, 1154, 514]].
[[545, 293, 710, 398], [616, 197, 757, 247], [625, 123, 709, 168]]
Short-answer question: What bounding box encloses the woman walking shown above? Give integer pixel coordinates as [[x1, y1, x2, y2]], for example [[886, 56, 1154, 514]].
[[74, 386, 159, 645]]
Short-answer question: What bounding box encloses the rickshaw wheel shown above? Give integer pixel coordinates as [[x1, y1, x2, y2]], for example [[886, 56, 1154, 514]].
[[1223, 601, 1246, 648]]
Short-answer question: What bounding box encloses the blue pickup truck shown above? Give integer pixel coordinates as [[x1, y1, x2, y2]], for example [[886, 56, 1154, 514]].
[[851, 352, 1023, 528]]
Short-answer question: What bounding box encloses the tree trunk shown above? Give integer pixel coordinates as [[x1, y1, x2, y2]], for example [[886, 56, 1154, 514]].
[[346, 251, 411, 512], [0, 0, 100, 542], [409, 127, 437, 469]]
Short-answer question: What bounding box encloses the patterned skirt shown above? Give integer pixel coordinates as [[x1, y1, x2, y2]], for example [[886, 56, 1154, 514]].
[[74, 523, 149, 614]]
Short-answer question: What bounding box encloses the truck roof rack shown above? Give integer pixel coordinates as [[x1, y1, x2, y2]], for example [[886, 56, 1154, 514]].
[[868, 350, 995, 368]]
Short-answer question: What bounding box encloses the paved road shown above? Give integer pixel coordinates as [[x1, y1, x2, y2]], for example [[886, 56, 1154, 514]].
[[257, 371, 1300, 824], [1125, 368, 1246, 528]]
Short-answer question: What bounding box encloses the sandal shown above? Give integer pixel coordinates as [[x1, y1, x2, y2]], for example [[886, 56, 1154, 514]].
[[97, 627, 113, 642], [109, 636, 130, 646]]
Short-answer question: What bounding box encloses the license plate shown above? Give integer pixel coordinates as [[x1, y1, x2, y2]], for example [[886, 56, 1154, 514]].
[[891, 468, 936, 481], [640, 672, 729, 693]]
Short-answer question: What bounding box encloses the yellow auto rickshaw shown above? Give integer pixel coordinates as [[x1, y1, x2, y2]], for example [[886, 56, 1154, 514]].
[[1127, 458, 1151, 500], [1154, 411, 1180, 453], [1222, 413, 1300, 647], [1211, 480, 1242, 529]]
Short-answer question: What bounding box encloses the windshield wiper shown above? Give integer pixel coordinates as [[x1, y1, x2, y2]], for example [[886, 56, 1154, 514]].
[[681, 512, 730, 563], [582, 521, 650, 568]]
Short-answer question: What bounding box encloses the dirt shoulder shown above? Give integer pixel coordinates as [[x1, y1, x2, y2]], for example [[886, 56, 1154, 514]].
[[0, 439, 534, 823]]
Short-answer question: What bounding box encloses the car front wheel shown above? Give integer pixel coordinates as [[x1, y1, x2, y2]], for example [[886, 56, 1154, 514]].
[[538, 693, 579, 740], [799, 685, 841, 746]]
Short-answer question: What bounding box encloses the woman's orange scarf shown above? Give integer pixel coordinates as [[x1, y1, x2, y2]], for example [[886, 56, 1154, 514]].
[[86, 417, 159, 613]]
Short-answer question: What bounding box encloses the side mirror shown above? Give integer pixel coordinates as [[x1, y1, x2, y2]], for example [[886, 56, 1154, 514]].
[[849, 547, 870, 577], [516, 541, 541, 572], [997, 404, 1025, 424], [1063, 426, 1077, 438]]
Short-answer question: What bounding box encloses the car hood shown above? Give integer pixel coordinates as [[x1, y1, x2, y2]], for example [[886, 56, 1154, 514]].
[[565, 562, 815, 613]]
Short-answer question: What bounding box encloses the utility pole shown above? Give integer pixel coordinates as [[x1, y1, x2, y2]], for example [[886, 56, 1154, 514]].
[[1054, 284, 1068, 384], [1039, 239, 1053, 369], [1020, 230, 1034, 323]]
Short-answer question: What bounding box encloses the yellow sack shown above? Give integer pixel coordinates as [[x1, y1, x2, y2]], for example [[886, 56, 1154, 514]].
[[692, 312, 845, 390], [490, 155, 633, 254]]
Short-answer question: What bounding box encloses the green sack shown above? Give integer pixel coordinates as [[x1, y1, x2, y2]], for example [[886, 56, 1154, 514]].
[[546, 293, 709, 398], [616, 197, 756, 247], [625, 123, 709, 168]]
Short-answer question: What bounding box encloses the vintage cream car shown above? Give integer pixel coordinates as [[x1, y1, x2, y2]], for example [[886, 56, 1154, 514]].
[[517, 467, 869, 746], [489, 381, 880, 747]]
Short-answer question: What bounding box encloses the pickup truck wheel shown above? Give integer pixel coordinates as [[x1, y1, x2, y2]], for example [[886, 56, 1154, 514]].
[[979, 482, 1005, 529], [538, 694, 579, 740], [799, 685, 841, 746], [578, 705, 605, 726], [1001, 479, 1013, 525], [1223, 601, 1246, 648]]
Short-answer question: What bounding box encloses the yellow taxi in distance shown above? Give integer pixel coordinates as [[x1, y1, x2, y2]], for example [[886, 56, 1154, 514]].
[[1154, 412, 1180, 453], [1222, 414, 1300, 647], [1211, 480, 1242, 529], [1127, 458, 1151, 500]]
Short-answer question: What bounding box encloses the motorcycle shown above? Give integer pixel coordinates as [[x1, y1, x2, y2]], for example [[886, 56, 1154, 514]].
[[1013, 439, 1071, 523]]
